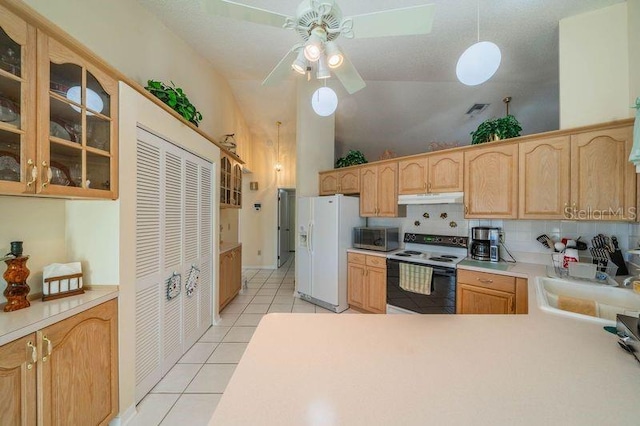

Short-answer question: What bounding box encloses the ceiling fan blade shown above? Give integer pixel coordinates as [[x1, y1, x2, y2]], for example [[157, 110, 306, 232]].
[[262, 49, 299, 87], [349, 4, 435, 39], [332, 55, 366, 94], [204, 0, 288, 28]]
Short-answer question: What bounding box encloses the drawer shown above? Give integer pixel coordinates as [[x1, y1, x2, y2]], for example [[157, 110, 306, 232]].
[[366, 255, 387, 268], [457, 269, 516, 293], [348, 253, 366, 265]]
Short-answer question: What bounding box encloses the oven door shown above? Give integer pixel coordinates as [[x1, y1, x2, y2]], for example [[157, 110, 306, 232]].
[[386, 258, 456, 314]]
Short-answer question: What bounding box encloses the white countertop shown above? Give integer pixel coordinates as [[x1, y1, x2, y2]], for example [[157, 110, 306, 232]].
[[210, 262, 640, 425], [219, 242, 242, 254], [346, 248, 390, 257], [0, 288, 118, 346]]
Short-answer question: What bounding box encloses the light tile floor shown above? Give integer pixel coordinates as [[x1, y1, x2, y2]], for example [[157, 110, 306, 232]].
[[131, 256, 358, 425]]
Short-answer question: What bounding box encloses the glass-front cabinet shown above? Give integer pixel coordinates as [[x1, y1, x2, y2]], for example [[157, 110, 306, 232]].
[[0, 5, 118, 199], [37, 32, 117, 198], [0, 6, 35, 194], [220, 154, 242, 208]]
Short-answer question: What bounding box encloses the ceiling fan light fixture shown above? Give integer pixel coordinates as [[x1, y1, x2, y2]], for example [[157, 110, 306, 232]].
[[311, 86, 338, 117], [325, 41, 343, 68], [303, 32, 323, 62], [291, 50, 307, 74], [317, 54, 331, 79], [456, 41, 501, 86]]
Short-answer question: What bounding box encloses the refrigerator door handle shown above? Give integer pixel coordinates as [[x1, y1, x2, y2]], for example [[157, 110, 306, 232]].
[[308, 222, 313, 254]]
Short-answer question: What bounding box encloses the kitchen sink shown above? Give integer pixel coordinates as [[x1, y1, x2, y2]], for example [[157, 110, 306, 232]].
[[536, 277, 640, 325]]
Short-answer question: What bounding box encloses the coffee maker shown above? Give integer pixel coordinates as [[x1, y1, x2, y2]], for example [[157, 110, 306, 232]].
[[471, 227, 500, 262]]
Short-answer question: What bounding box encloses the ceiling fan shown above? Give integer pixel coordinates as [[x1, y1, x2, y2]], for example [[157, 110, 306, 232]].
[[204, 0, 436, 94]]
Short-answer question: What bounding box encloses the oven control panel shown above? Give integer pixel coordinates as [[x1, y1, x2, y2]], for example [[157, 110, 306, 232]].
[[403, 233, 468, 248]]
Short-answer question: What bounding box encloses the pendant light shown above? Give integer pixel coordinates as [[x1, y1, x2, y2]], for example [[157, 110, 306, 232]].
[[311, 86, 338, 117], [456, 0, 501, 86], [274, 121, 282, 172]]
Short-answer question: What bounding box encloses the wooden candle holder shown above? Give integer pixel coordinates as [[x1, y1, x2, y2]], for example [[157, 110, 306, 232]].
[[3, 256, 31, 312]]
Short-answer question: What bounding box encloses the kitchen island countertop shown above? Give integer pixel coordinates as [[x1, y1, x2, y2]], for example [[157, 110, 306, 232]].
[[210, 261, 640, 425]]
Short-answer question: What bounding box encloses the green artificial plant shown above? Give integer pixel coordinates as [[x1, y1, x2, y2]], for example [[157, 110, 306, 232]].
[[471, 114, 522, 145], [335, 150, 368, 168], [145, 80, 203, 127]]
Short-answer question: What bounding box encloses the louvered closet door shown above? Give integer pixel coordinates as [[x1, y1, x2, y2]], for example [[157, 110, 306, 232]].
[[134, 133, 163, 402], [134, 127, 214, 403]]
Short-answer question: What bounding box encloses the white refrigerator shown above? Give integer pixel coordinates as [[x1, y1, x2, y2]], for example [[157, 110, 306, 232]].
[[296, 195, 364, 312]]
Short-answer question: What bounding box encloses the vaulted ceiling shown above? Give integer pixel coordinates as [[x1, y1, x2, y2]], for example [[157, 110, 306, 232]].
[[138, 0, 624, 161]]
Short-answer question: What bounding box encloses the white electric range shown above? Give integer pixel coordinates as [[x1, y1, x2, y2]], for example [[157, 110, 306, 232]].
[[386, 233, 468, 314]]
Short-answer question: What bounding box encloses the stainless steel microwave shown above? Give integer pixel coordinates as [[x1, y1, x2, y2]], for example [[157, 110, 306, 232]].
[[353, 227, 400, 252]]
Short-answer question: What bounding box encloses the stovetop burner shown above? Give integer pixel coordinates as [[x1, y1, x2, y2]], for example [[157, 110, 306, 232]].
[[441, 255, 458, 259], [395, 253, 412, 257], [403, 250, 422, 255]]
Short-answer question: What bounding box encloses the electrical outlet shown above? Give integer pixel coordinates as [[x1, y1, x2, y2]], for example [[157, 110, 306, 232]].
[[258, 250, 261, 255]]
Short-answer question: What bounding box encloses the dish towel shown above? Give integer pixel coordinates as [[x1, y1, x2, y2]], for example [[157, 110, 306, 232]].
[[557, 295, 597, 317], [399, 262, 433, 295], [628, 97, 640, 171]]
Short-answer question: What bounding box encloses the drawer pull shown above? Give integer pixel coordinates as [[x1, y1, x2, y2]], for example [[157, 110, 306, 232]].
[[477, 278, 493, 284], [42, 335, 52, 362]]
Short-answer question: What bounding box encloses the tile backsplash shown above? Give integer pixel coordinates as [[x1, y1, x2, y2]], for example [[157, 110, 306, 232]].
[[368, 204, 640, 266]]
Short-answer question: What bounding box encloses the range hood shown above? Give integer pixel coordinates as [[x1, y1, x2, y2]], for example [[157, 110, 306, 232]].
[[398, 192, 464, 205]]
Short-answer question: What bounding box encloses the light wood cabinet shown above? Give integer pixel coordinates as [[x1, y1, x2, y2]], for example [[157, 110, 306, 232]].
[[0, 299, 118, 426], [359, 162, 405, 217], [456, 270, 527, 314], [347, 253, 386, 314], [464, 144, 518, 219], [519, 136, 571, 219], [219, 245, 242, 310], [319, 168, 360, 195], [398, 152, 463, 195], [0, 7, 119, 199], [0, 333, 37, 425], [570, 125, 635, 221], [220, 155, 242, 208]]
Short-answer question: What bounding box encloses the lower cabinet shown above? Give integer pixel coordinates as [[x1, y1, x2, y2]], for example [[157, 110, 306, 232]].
[[0, 299, 118, 425], [347, 253, 387, 314], [219, 245, 242, 310], [456, 270, 527, 314]]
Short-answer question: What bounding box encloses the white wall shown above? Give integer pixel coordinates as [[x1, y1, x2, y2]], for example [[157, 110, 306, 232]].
[[629, 0, 640, 105], [559, 3, 632, 128], [0, 196, 67, 294]]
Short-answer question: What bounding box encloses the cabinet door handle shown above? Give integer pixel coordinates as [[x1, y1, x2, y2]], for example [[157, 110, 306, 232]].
[[41, 161, 52, 189], [423, 182, 427, 190], [427, 182, 432, 192], [26, 159, 37, 187], [27, 341, 37, 369], [477, 278, 493, 284], [42, 335, 52, 362], [512, 297, 516, 313], [464, 204, 469, 215]]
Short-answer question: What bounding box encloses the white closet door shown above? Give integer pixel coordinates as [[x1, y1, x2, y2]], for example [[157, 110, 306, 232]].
[[134, 127, 214, 403], [162, 145, 184, 373], [134, 135, 163, 402]]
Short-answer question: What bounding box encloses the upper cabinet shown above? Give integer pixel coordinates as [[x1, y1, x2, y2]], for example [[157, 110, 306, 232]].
[[360, 162, 405, 217], [519, 136, 571, 219], [0, 6, 118, 199], [0, 6, 35, 195], [319, 168, 360, 195], [570, 125, 635, 221], [398, 152, 463, 195], [220, 153, 242, 208], [464, 144, 518, 219]]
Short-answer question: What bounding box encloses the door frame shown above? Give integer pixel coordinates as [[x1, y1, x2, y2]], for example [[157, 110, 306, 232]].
[[276, 188, 296, 268]]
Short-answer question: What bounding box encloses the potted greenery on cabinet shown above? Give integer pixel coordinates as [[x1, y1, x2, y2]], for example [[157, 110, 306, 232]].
[[471, 115, 522, 145]]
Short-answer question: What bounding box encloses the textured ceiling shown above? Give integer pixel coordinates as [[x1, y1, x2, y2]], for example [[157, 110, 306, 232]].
[[137, 0, 624, 161]]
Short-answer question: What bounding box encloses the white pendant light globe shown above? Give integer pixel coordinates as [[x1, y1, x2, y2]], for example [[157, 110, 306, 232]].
[[456, 41, 501, 86], [311, 87, 338, 117]]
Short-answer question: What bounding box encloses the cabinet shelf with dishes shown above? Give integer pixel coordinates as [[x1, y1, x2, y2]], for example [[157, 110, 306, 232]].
[[0, 5, 118, 199], [220, 154, 242, 208]]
